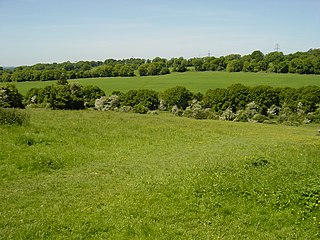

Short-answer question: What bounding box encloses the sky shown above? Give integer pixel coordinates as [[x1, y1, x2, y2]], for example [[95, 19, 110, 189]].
[[0, 0, 319, 66]]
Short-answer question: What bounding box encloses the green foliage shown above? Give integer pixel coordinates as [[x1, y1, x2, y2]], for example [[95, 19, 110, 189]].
[[183, 100, 210, 119], [94, 95, 120, 111], [162, 86, 193, 109], [24, 83, 105, 110], [0, 84, 24, 108], [82, 85, 105, 108], [1, 49, 320, 84], [133, 103, 149, 114], [202, 88, 230, 111], [226, 59, 243, 72], [119, 89, 159, 111], [138, 62, 170, 76], [202, 84, 320, 124], [0, 107, 29, 125], [171, 57, 188, 72], [48, 83, 85, 110], [227, 84, 251, 111]]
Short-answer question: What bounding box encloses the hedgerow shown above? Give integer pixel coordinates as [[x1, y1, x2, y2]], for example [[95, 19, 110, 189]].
[[4, 81, 320, 125]]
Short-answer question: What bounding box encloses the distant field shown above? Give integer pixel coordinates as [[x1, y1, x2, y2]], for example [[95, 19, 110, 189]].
[[2, 71, 320, 95], [1, 109, 319, 238]]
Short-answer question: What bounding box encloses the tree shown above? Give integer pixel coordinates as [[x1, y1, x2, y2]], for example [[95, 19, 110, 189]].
[[227, 84, 250, 111], [202, 88, 230, 112], [57, 74, 68, 85], [0, 84, 24, 108], [138, 64, 148, 76], [250, 50, 264, 61], [289, 58, 304, 73], [297, 86, 320, 113], [161, 86, 193, 109], [135, 89, 159, 110], [82, 85, 105, 108], [226, 59, 243, 72], [120, 65, 134, 77], [249, 85, 280, 114]]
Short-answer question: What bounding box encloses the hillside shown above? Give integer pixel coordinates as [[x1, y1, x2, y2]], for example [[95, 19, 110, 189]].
[[0, 109, 319, 239]]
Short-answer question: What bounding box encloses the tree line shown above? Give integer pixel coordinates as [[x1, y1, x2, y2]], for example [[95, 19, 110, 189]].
[[1, 49, 320, 82], [1, 81, 319, 125]]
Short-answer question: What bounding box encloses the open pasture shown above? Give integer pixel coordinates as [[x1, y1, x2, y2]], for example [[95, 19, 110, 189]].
[[4, 71, 320, 95], [0, 109, 319, 239]]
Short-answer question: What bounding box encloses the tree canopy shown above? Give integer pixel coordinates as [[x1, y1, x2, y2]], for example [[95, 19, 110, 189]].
[[1, 49, 320, 83]]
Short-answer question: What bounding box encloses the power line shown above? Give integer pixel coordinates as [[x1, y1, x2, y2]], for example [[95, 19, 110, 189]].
[[274, 43, 280, 52]]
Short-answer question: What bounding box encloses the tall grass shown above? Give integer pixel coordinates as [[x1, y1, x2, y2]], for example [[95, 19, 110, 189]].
[[0, 107, 29, 125], [0, 109, 319, 239]]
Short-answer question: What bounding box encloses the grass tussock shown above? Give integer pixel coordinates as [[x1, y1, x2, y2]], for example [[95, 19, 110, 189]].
[[0, 107, 30, 125]]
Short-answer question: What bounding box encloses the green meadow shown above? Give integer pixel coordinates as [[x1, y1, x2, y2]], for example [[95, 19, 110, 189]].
[[5, 71, 320, 95], [1, 109, 319, 239]]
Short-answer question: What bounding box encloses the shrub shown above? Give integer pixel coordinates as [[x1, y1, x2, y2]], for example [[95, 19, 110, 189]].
[[136, 89, 159, 110], [25, 83, 104, 110], [183, 100, 210, 119], [202, 88, 230, 111], [235, 101, 260, 122], [162, 86, 193, 109], [119, 89, 159, 110], [267, 104, 281, 118], [48, 84, 85, 110], [0, 84, 24, 108], [133, 104, 149, 114], [251, 113, 268, 123], [95, 95, 120, 111], [82, 85, 105, 108], [219, 107, 236, 121], [0, 107, 30, 125], [25, 86, 52, 107], [171, 105, 183, 116]]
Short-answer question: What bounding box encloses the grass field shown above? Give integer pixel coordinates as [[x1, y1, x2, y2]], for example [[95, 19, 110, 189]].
[[3, 71, 320, 95], [1, 109, 319, 239]]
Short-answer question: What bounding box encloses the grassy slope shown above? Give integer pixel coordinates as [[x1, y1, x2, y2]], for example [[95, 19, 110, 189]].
[[4, 71, 320, 95], [1, 109, 319, 239]]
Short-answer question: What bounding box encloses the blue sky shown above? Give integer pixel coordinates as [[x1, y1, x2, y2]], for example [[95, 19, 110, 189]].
[[0, 0, 319, 66]]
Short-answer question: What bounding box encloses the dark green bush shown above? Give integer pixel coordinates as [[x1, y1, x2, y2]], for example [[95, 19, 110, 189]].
[[0, 107, 30, 125], [119, 89, 159, 110], [133, 103, 149, 114], [82, 85, 105, 108], [162, 86, 193, 109], [0, 84, 24, 108], [24, 83, 105, 110]]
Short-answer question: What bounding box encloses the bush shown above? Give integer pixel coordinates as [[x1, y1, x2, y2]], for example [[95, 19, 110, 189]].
[[162, 86, 193, 109], [183, 100, 210, 119], [133, 104, 149, 114], [219, 107, 236, 121], [95, 95, 120, 111], [0, 107, 29, 125], [48, 84, 85, 110], [82, 85, 105, 108], [235, 101, 260, 122], [24, 86, 52, 107], [24, 83, 105, 110], [171, 105, 183, 116], [119, 89, 159, 110], [0, 84, 24, 108]]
